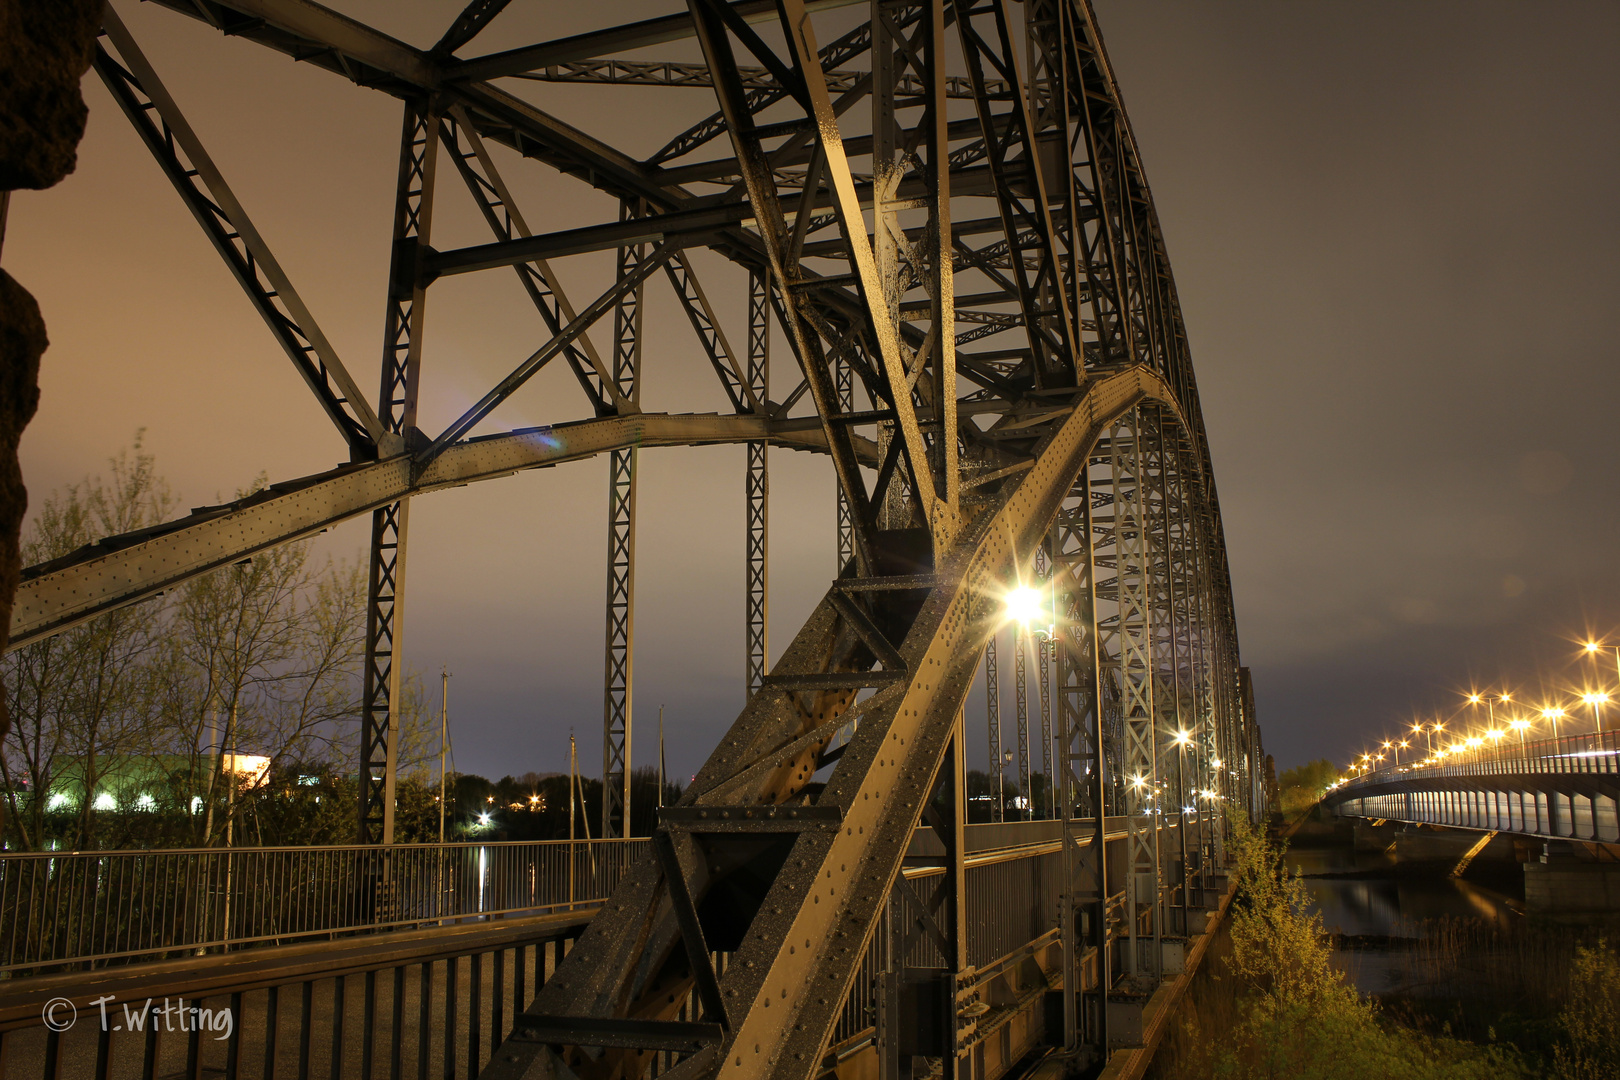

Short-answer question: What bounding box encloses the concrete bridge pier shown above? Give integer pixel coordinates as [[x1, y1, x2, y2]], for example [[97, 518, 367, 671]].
[[1524, 842, 1620, 926]]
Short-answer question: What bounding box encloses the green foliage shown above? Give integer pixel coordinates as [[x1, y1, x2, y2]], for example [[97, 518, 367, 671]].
[[1552, 939, 1620, 1080], [1277, 759, 1340, 793], [1225, 812, 1343, 1008], [1159, 815, 1528, 1080], [1277, 758, 1340, 816]]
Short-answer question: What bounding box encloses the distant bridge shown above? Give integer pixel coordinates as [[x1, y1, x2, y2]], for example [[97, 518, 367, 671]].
[[1323, 731, 1620, 922], [1323, 730, 1619, 845]]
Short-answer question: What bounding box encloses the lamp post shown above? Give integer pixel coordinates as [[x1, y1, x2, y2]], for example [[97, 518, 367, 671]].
[[1583, 639, 1620, 690], [1542, 707, 1565, 740], [1395, 740, 1409, 767], [1581, 691, 1608, 734], [1172, 728, 1192, 930], [1509, 717, 1530, 751]]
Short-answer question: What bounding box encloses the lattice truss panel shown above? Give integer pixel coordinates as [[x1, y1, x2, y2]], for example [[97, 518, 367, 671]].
[[10, 0, 1260, 1075]]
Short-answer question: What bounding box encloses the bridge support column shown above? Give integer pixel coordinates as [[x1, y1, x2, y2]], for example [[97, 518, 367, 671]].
[[1053, 464, 1109, 1057], [602, 199, 645, 840], [360, 99, 439, 845], [1525, 848, 1620, 926], [745, 267, 769, 701]]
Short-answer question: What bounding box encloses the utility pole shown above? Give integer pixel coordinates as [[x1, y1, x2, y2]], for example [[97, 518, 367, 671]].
[[438, 669, 450, 844], [568, 733, 577, 908], [658, 704, 666, 812]]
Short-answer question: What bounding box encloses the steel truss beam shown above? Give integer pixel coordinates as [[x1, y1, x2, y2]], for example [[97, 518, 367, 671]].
[[8, 415, 846, 653], [603, 199, 648, 841], [480, 366, 1181, 1080], [45, 3, 1261, 1074], [745, 269, 771, 700], [359, 97, 439, 844], [1051, 457, 1107, 1050], [95, 10, 382, 454], [1014, 619, 1031, 818], [984, 634, 1002, 822]]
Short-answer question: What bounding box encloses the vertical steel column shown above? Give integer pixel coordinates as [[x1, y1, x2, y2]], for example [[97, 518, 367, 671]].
[[745, 268, 770, 700], [985, 634, 1003, 823], [834, 365, 854, 570], [1161, 420, 1198, 925], [1014, 625, 1031, 820], [1109, 408, 1159, 984], [602, 198, 645, 840], [941, 714, 969, 1080], [1037, 547, 1054, 819], [360, 100, 438, 844], [1053, 462, 1107, 1052], [1141, 412, 1179, 937], [871, 0, 908, 532]]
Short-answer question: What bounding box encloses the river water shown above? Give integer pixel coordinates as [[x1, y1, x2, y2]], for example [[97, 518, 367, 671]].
[[1283, 842, 1524, 996]]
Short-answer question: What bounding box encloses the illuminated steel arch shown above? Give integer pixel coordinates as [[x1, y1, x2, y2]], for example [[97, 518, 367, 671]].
[[9, 0, 1259, 1072]]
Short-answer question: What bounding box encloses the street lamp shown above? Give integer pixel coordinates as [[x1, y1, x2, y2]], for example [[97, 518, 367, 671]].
[[1583, 640, 1620, 694], [1542, 706, 1565, 739], [1509, 717, 1531, 750], [1580, 691, 1608, 734], [1396, 740, 1409, 767]]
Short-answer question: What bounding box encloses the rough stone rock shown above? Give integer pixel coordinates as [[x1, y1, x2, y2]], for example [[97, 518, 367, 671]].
[[0, 0, 104, 190], [0, 0, 107, 762], [0, 269, 43, 642]]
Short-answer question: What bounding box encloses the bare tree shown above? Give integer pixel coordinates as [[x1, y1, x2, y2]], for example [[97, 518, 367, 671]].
[[1, 437, 173, 849]]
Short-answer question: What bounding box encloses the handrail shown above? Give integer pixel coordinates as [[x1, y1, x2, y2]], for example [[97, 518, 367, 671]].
[[0, 821, 1089, 973], [0, 837, 649, 973], [1333, 728, 1620, 793]]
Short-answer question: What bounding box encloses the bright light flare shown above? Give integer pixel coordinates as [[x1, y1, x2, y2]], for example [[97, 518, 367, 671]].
[[1173, 729, 1192, 746], [1586, 641, 1603, 654], [1004, 586, 1046, 626], [1582, 692, 1610, 706]]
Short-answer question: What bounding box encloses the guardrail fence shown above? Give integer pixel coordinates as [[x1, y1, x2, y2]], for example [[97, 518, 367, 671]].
[[0, 838, 648, 973]]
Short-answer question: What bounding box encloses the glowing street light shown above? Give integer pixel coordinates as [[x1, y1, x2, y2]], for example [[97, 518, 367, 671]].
[[1508, 717, 1531, 749], [1583, 640, 1620, 695], [1580, 691, 1609, 734], [1396, 740, 1410, 767], [1542, 706, 1566, 739], [1003, 585, 1053, 638]]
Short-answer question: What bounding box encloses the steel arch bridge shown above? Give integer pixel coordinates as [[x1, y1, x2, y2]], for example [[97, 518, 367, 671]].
[[9, 0, 1261, 1075]]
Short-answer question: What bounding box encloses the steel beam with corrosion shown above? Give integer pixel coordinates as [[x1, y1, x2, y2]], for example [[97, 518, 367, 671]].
[[7, 414, 859, 652]]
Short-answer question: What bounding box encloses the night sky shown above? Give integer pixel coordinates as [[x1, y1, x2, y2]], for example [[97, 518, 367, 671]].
[[6, 2, 1619, 782]]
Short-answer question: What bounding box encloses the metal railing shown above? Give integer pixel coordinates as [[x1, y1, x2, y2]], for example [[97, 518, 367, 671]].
[[0, 838, 648, 973], [1338, 729, 1620, 791]]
